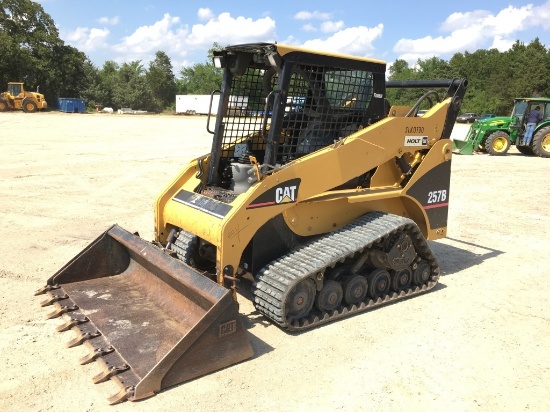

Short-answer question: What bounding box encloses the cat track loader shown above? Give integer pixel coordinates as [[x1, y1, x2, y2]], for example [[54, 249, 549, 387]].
[[36, 43, 467, 403]]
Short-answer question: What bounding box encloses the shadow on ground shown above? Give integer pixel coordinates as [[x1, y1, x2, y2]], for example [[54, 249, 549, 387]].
[[429, 237, 504, 276]]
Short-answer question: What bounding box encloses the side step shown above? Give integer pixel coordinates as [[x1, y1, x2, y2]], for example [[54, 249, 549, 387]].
[[35, 225, 253, 403]]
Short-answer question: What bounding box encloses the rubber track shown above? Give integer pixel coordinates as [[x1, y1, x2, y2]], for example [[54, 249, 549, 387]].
[[171, 230, 196, 264], [251, 212, 440, 331]]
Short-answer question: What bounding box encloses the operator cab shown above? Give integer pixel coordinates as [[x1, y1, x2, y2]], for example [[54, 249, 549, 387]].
[[7, 83, 22, 97], [511, 98, 550, 131], [207, 43, 387, 191]]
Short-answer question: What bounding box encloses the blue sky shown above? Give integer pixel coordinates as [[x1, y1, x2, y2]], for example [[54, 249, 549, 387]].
[[37, 0, 550, 73]]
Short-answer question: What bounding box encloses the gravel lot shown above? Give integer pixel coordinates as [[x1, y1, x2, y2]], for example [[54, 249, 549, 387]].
[[1, 112, 549, 411]]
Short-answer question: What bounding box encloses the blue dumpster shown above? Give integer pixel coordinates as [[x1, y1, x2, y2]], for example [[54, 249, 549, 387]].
[[57, 98, 86, 113]]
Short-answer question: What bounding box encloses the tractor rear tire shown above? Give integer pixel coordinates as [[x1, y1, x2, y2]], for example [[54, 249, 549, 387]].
[[0, 99, 8, 112], [532, 126, 550, 158], [485, 131, 510, 156], [22, 99, 37, 113]]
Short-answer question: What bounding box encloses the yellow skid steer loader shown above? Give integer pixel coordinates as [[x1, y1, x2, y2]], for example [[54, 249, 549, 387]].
[[36, 43, 467, 403]]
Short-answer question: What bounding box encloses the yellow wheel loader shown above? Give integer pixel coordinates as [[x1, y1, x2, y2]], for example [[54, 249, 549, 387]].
[[36, 43, 467, 403], [0, 82, 48, 112]]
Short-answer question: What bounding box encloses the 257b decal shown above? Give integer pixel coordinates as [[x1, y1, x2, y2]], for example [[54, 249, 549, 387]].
[[427, 190, 447, 204], [424, 189, 448, 209]]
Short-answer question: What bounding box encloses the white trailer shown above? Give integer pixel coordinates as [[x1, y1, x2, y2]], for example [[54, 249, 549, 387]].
[[227, 95, 249, 116], [175, 95, 249, 116], [176, 95, 219, 115]]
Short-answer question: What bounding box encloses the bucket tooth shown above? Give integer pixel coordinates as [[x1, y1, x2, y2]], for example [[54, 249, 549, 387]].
[[46, 303, 78, 319], [40, 292, 68, 307], [66, 329, 101, 348], [37, 225, 254, 403], [92, 364, 130, 384], [34, 284, 59, 296], [79, 346, 114, 365], [56, 316, 89, 333], [107, 386, 134, 405]]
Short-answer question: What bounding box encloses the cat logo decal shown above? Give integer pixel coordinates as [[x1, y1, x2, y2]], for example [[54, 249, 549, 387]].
[[247, 178, 301, 209]]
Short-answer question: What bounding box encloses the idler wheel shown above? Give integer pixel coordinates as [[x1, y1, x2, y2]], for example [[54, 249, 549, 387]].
[[413, 261, 431, 286], [391, 268, 412, 292], [367, 269, 391, 298], [286, 279, 316, 320], [343, 275, 368, 305], [314, 280, 343, 311]]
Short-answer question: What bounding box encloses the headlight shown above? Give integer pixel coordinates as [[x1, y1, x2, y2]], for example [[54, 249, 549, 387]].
[[213, 56, 225, 68]]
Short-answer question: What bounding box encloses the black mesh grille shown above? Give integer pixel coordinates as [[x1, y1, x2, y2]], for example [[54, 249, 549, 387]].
[[218, 68, 269, 161], [276, 64, 373, 164], [220, 63, 374, 166]]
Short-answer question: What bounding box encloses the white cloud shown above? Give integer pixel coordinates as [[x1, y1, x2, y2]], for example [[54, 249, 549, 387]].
[[490, 35, 515, 52], [483, 5, 533, 36], [281, 35, 300, 45], [98, 16, 119, 26], [441, 5, 532, 39], [320, 20, 344, 33], [105, 11, 275, 67], [294, 11, 331, 20], [302, 23, 317, 32], [301, 24, 384, 57], [394, 2, 550, 65], [440, 10, 490, 32], [530, 0, 550, 29], [186, 12, 276, 47], [62, 27, 110, 52], [197, 8, 214, 22], [112, 14, 188, 55]]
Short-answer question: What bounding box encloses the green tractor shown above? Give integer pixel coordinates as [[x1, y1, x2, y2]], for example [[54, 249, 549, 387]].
[[453, 98, 550, 157]]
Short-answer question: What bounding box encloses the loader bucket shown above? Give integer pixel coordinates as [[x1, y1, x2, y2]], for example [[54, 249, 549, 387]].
[[453, 125, 478, 155], [35, 225, 253, 404], [452, 137, 475, 155]]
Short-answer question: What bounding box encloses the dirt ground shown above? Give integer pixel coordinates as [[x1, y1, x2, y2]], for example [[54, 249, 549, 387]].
[[1, 112, 548, 411]]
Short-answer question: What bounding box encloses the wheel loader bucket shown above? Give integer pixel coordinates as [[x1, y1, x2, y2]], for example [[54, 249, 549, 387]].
[[453, 126, 477, 155], [35, 225, 253, 404], [452, 137, 475, 155]]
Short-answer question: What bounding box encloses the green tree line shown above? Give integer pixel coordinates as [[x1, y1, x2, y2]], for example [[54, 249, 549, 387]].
[[2, 0, 550, 113], [387, 38, 550, 115]]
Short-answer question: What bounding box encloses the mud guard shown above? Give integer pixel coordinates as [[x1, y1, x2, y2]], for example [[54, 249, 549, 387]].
[[35, 225, 253, 403]]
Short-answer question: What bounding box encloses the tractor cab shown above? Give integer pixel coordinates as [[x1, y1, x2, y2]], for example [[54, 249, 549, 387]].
[[7, 82, 24, 97], [511, 98, 550, 131]]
